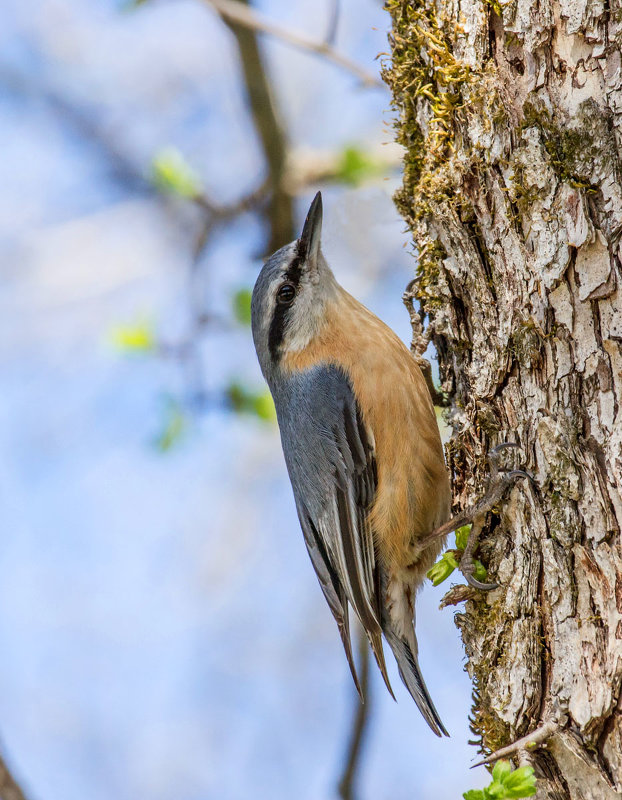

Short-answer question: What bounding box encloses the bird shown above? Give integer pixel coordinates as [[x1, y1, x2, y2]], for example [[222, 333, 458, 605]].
[[251, 191, 452, 736]]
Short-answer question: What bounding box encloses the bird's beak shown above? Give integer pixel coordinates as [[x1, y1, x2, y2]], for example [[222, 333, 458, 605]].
[[299, 191, 322, 270]]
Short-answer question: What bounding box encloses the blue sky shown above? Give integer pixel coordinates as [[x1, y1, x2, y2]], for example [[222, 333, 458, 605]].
[[0, 1, 489, 797]]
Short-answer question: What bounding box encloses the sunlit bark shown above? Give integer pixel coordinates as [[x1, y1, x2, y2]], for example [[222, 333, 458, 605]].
[[385, 0, 622, 794]]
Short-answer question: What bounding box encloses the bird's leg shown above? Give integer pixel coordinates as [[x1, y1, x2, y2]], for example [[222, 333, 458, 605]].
[[457, 512, 497, 590], [420, 444, 534, 589]]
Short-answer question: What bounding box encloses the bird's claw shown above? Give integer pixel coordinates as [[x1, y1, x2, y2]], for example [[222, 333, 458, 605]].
[[421, 442, 535, 588], [488, 444, 535, 485], [459, 554, 499, 591], [487, 442, 520, 475], [489, 441, 521, 455], [463, 572, 499, 591], [458, 445, 533, 592], [507, 468, 536, 484]]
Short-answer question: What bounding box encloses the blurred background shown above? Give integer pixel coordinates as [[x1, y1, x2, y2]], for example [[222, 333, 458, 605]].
[[0, 0, 488, 797]]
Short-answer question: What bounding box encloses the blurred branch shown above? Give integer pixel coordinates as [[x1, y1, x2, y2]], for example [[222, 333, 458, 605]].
[[324, 0, 341, 46], [337, 629, 372, 800], [0, 751, 29, 800], [193, 177, 269, 221], [217, 0, 294, 252], [204, 0, 385, 89], [283, 144, 402, 194], [0, 65, 267, 227]]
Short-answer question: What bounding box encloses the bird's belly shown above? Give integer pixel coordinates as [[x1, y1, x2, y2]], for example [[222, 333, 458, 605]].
[[370, 460, 449, 574]]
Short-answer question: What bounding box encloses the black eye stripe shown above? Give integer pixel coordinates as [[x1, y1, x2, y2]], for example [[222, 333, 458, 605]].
[[268, 301, 291, 362], [267, 248, 305, 363]]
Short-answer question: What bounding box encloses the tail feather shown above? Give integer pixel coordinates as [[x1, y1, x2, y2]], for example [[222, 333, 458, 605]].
[[336, 603, 363, 701], [368, 630, 396, 701], [384, 628, 449, 737]]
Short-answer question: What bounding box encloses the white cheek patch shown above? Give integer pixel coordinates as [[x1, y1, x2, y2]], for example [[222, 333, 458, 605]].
[[284, 277, 327, 352], [267, 257, 336, 355], [286, 322, 317, 352]]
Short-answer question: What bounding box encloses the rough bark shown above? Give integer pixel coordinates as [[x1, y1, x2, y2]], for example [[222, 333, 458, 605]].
[[384, 0, 622, 796]]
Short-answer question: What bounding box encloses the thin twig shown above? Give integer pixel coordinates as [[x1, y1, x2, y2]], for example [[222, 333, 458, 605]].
[[193, 177, 269, 220], [203, 0, 385, 89], [402, 280, 449, 407], [337, 629, 372, 800], [0, 65, 266, 224], [324, 0, 341, 46], [0, 751, 29, 800], [471, 720, 560, 768]]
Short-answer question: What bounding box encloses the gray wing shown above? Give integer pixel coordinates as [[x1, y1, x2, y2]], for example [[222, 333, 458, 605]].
[[274, 364, 394, 696]]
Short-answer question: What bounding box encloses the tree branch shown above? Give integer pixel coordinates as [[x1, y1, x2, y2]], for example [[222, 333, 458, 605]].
[[337, 629, 372, 800], [0, 750, 29, 800], [324, 0, 341, 46], [203, 0, 385, 89], [215, 0, 294, 252]]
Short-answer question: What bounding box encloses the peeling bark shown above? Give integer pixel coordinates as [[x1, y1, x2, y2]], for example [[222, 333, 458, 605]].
[[385, 0, 622, 795]]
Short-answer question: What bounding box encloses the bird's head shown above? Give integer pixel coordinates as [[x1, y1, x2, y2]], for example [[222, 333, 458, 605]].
[[251, 192, 338, 377]]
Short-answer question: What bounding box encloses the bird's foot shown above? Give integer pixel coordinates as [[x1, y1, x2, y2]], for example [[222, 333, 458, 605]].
[[422, 443, 534, 590], [458, 531, 499, 591], [472, 442, 534, 517]]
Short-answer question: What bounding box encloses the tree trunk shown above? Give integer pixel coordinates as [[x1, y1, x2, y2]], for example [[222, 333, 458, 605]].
[[384, 0, 622, 796]]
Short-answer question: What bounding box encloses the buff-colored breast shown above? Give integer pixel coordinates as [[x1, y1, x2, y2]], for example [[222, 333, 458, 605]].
[[282, 288, 451, 571]]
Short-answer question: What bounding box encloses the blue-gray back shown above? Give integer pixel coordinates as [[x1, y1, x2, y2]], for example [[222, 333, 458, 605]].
[[271, 364, 381, 636]]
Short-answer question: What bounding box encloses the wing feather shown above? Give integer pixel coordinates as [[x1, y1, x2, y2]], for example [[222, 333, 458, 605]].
[[297, 506, 362, 698], [277, 365, 394, 697]]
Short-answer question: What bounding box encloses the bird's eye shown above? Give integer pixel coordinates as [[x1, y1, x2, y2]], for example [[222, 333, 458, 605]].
[[276, 282, 296, 305]]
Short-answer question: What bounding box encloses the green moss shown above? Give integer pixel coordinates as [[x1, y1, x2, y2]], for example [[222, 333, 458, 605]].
[[475, 403, 503, 435], [383, 1, 470, 189], [384, 0, 470, 159], [507, 160, 544, 209], [385, 0, 611, 306], [457, 601, 514, 755], [469, 685, 513, 756], [384, 0, 476, 316], [411, 237, 446, 308], [519, 99, 610, 190], [382, 2, 518, 322]]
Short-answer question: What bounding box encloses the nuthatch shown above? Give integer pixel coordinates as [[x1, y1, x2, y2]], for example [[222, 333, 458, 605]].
[[251, 192, 452, 736]]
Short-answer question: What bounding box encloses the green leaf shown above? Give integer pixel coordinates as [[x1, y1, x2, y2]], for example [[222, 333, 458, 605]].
[[227, 382, 248, 413], [151, 147, 202, 198], [466, 762, 537, 800], [110, 319, 156, 353], [492, 760, 513, 784], [485, 781, 507, 800], [463, 791, 485, 800], [226, 381, 276, 423], [504, 786, 537, 800], [502, 765, 536, 798], [252, 391, 277, 422], [426, 558, 453, 586], [335, 145, 381, 186], [455, 524, 471, 551], [154, 400, 186, 452], [232, 288, 253, 326], [427, 551, 458, 586], [473, 559, 488, 583]]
